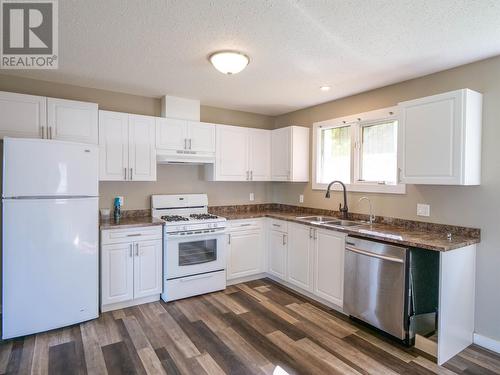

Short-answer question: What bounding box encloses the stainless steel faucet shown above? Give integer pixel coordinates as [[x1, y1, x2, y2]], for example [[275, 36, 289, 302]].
[[358, 196, 375, 224]]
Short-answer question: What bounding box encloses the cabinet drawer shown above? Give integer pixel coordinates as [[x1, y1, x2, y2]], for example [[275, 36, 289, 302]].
[[268, 219, 288, 233], [228, 219, 263, 232], [101, 226, 162, 245]]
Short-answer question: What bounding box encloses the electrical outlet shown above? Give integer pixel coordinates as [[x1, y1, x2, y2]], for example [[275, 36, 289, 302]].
[[299, 194, 304, 203], [417, 203, 430, 217], [249, 193, 255, 201]]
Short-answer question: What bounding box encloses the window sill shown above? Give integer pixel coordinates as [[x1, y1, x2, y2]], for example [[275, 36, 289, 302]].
[[312, 182, 406, 194]]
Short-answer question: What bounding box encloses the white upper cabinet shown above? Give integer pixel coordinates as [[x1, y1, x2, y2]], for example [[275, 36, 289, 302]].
[[210, 124, 272, 181], [0, 91, 46, 139], [156, 118, 215, 154], [189, 121, 216, 154], [99, 110, 156, 181], [248, 128, 271, 181], [129, 114, 156, 181], [0, 91, 97, 144], [156, 118, 187, 151], [398, 89, 482, 185], [271, 126, 309, 182], [213, 125, 249, 181], [47, 98, 98, 144], [99, 111, 129, 181]]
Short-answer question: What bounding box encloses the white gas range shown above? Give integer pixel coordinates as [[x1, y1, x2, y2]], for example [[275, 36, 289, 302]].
[[151, 194, 227, 302]]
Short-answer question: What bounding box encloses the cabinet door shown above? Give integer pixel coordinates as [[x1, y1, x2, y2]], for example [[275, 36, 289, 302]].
[[398, 90, 463, 185], [134, 240, 163, 299], [98, 110, 129, 181], [0, 91, 46, 139], [248, 128, 271, 181], [188, 121, 216, 154], [227, 230, 263, 280], [268, 230, 287, 280], [101, 243, 134, 306], [271, 127, 291, 181], [47, 98, 98, 144], [215, 125, 248, 181], [287, 224, 313, 291], [129, 114, 156, 181], [313, 229, 345, 306], [156, 118, 188, 151]]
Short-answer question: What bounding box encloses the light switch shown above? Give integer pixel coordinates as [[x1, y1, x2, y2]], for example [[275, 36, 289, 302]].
[[299, 194, 304, 203], [249, 193, 255, 201], [417, 203, 430, 217]]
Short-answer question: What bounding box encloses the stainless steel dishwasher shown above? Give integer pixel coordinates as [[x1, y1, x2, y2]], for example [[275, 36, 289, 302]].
[[344, 236, 411, 342]]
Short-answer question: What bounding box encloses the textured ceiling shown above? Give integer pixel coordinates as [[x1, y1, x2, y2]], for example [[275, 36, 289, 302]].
[[4, 0, 500, 115]]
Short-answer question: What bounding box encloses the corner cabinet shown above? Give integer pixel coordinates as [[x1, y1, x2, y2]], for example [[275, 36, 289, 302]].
[[271, 126, 309, 182], [101, 226, 163, 312], [0, 91, 98, 144], [99, 110, 156, 181], [397, 89, 482, 185]]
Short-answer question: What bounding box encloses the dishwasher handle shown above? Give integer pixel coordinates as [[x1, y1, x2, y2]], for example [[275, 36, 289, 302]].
[[346, 245, 404, 264]]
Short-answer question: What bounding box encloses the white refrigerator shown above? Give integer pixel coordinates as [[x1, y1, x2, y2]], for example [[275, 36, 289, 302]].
[[2, 138, 99, 339]]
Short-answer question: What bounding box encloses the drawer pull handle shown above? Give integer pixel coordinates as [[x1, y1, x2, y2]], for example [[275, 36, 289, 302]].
[[272, 223, 281, 227], [126, 233, 142, 237], [180, 274, 213, 282]]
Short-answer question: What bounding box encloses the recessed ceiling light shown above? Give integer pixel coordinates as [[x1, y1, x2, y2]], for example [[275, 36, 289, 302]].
[[320, 85, 331, 92], [209, 51, 250, 75]]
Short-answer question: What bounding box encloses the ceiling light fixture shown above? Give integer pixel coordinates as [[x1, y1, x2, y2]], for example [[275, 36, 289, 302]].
[[209, 50, 249, 75], [320, 85, 331, 92]]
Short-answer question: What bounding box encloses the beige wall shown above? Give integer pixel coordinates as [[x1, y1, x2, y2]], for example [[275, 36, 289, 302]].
[[0, 74, 275, 209], [273, 55, 500, 342]]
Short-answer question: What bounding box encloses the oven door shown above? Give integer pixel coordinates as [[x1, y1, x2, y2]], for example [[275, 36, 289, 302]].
[[165, 231, 226, 279]]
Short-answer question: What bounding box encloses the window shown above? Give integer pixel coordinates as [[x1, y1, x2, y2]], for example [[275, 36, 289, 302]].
[[320, 126, 350, 183], [313, 107, 405, 194], [360, 121, 397, 183]]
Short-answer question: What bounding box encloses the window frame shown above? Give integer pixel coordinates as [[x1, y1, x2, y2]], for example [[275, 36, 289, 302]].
[[312, 106, 406, 194]]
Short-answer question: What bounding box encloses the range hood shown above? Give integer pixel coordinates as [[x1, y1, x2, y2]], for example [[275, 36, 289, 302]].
[[156, 150, 215, 165]]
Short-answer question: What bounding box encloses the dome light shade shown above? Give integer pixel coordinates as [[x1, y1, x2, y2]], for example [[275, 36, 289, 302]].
[[209, 51, 249, 75]]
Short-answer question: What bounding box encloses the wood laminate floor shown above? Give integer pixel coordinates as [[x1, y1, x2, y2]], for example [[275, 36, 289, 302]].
[[1, 278, 499, 375]]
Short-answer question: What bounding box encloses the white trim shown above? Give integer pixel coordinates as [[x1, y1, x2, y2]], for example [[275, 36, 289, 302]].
[[474, 333, 500, 354], [312, 106, 406, 194]]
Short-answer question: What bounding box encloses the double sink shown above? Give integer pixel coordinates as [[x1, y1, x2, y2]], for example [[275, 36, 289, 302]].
[[296, 215, 367, 230]]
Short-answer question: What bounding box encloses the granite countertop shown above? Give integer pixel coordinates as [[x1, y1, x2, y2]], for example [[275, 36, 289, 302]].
[[100, 216, 164, 230], [217, 210, 480, 252]]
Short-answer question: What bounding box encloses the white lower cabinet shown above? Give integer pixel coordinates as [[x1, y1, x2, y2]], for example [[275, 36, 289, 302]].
[[227, 220, 265, 281], [101, 226, 162, 312], [268, 224, 288, 280], [101, 243, 134, 306], [265, 219, 346, 308], [287, 223, 313, 291], [313, 228, 346, 306]]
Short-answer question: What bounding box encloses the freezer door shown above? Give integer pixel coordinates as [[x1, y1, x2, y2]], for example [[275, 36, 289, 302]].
[[2, 198, 99, 339], [3, 138, 98, 197]]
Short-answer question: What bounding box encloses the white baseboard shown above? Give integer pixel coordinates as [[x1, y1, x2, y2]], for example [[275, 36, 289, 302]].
[[227, 273, 267, 286], [474, 333, 500, 354]]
